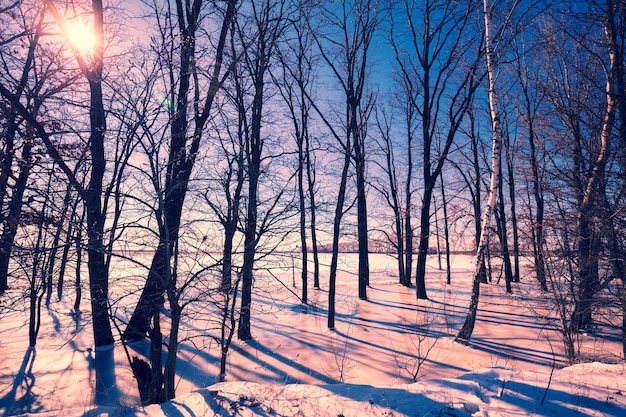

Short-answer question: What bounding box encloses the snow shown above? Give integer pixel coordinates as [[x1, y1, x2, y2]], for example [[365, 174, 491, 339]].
[[1, 254, 624, 416]]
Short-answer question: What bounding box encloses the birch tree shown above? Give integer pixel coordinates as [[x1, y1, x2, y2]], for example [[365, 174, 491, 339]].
[[456, 0, 504, 343]]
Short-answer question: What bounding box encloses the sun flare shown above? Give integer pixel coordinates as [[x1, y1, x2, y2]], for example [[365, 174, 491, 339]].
[[64, 20, 95, 54]]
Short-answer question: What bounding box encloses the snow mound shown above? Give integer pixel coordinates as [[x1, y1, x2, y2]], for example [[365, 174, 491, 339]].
[[13, 363, 622, 417]]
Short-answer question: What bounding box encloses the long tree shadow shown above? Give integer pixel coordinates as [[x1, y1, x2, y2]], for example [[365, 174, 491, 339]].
[[235, 338, 337, 384], [0, 346, 41, 416], [460, 335, 567, 368]]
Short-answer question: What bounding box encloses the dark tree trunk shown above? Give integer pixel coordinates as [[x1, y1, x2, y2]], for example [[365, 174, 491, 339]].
[[298, 141, 309, 304], [328, 141, 352, 330], [124, 0, 235, 340], [571, 212, 600, 333], [496, 157, 513, 293], [236, 0, 284, 339], [415, 186, 433, 299], [85, 72, 114, 348], [73, 218, 83, 313], [0, 139, 33, 292], [524, 91, 548, 291], [238, 155, 259, 340], [0, 125, 16, 290], [440, 177, 452, 284], [219, 153, 244, 292], [403, 112, 414, 288], [164, 300, 181, 400], [374, 109, 405, 285], [148, 311, 165, 404], [58, 196, 80, 301], [46, 188, 73, 305], [354, 129, 369, 300], [222, 223, 237, 291], [307, 144, 320, 289], [505, 136, 520, 283], [125, 243, 170, 341], [434, 195, 442, 270], [403, 198, 413, 287], [219, 276, 240, 381], [0, 130, 14, 230]]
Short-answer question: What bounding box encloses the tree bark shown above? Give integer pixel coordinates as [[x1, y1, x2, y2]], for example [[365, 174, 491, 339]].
[[124, 0, 235, 340], [505, 134, 520, 283], [456, 0, 503, 344], [495, 154, 513, 293], [237, 0, 284, 340], [354, 129, 370, 300], [570, 7, 617, 332], [0, 9, 45, 294], [328, 147, 351, 330], [440, 177, 452, 285], [0, 139, 33, 292]]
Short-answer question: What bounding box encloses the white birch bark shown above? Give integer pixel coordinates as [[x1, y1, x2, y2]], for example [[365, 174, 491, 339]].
[[456, 0, 503, 343]]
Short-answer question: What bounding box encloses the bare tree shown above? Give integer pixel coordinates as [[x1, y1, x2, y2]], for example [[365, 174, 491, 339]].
[[229, 0, 289, 341], [513, 42, 548, 292], [308, 0, 381, 325], [124, 0, 236, 342], [456, 0, 505, 343], [275, 6, 318, 304], [0, 0, 116, 348], [372, 104, 407, 285], [536, 0, 618, 336], [390, 0, 482, 300]]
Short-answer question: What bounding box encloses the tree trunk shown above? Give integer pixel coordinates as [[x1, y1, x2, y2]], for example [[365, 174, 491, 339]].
[[46, 188, 73, 305], [124, 0, 235, 340], [84, 1, 114, 347], [306, 133, 320, 289], [571, 212, 600, 333], [524, 87, 548, 291], [164, 301, 181, 400], [238, 162, 258, 340], [496, 156, 513, 293], [298, 128, 309, 304], [236, 0, 283, 339], [328, 140, 352, 330], [0, 139, 33, 292], [440, 177, 452, 285], [220, 154, 243, 292], [219, 276, 240, 381], [354, 128, 369, 300], [570, 5, 618, 331], [505, 134, 520, 282], [434, 195, 442, 271], [415, 186, 434, 299], [403, 113, 414, 287], [73, 218, 83, 313], [456, 0, 503, 344], [58, 196, 80, 301], [222, 224, 236, 291]]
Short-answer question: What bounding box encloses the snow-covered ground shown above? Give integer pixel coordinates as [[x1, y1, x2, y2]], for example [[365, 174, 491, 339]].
[[1, 253, 624, 416]]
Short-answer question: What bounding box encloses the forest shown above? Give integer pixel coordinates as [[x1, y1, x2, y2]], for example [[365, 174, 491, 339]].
[[1, 0, 625, 415]]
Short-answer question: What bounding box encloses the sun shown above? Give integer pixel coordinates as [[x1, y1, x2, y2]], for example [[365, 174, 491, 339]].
[[64, 20, 95, 55]]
